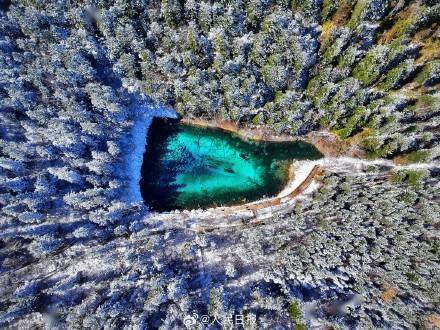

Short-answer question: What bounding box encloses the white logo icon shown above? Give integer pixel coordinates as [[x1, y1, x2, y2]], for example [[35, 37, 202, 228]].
[[183, 314, 198, 327]]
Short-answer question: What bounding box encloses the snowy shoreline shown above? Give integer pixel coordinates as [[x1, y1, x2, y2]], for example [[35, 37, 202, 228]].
[[123, 104, 177, 203]]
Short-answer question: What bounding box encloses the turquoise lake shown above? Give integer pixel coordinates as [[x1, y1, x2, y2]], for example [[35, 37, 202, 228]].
[[140, 119, 322, 211]]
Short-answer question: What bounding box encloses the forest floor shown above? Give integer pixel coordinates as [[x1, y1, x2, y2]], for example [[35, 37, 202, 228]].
[[306, 130, 367, 158]]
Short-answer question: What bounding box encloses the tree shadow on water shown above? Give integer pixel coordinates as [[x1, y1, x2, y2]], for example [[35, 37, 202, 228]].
[[139, 118, 187, 211]]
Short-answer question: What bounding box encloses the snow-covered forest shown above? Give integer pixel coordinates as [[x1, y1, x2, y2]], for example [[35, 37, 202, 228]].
[[0, 0, 439, 328]]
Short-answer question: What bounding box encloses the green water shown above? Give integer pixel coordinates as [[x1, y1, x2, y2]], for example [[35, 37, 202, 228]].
[[140, 119, 322, 211]]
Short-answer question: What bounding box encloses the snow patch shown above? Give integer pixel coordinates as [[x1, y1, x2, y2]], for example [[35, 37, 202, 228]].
[[123, 104, 177, 203], [278, 161, 317, 198]]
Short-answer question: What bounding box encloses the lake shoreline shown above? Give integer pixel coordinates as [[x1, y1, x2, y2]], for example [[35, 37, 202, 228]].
[[141, 117, 322, 211], [180, 117, 367, 159]]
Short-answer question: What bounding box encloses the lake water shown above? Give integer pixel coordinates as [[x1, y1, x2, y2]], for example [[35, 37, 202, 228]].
[[140, 118, 322, 211]]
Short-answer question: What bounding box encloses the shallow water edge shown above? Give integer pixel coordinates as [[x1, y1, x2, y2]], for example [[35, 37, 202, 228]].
[[181, 117, 367, 158]]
